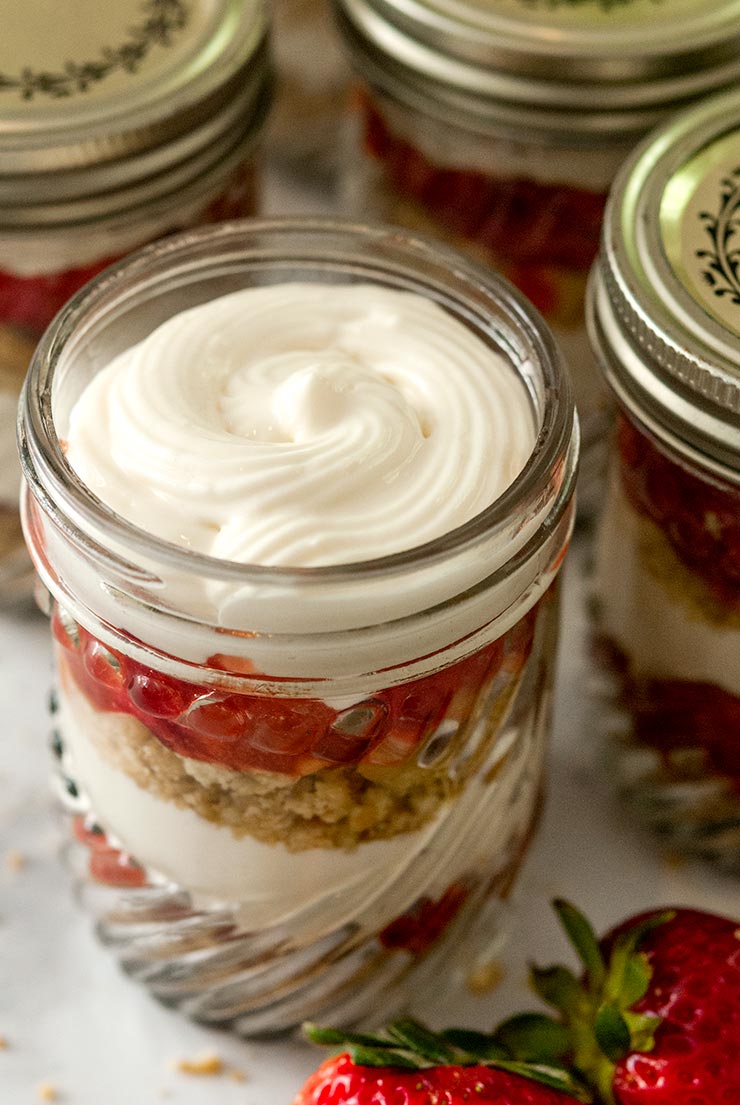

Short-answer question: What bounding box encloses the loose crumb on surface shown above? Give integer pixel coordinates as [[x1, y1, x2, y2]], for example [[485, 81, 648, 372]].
[[0, 1034, 8, 1049], [662, 852, 687, 871], [5, 850, 26, 873], [174, 1050, 224, 1076], [466, 959, 504, 995], [229, 1068, 247, 1083], [36, 1081, 58, 1102]]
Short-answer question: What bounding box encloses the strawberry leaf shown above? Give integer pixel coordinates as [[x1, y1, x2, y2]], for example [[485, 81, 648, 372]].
[[619, 953, 652, 1008], [593, 1004, 631, 1062], [386, 1019, 458, 1064], [347, 1044, 425, 1069], [609, 912, 675, 969], [440, 1028, 509, 1060], [605, 912, 673, 1006], [554, 900, 606, 991], [303, 1024, 396, 1050], [531, 964, 584, 1017], [491, 1060, 593, 1102], [493, 1013, 572, 1062]]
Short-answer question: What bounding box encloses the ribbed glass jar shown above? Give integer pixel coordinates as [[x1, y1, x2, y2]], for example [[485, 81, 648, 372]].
[[20, 219, 577, 1034], [335, 0, 740, 503], [589, 88, 740, 871], [0, 0, 271, 601]]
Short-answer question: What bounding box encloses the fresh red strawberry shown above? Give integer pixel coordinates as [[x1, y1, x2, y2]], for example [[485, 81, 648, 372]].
[[293, 1018, 589, 1105], [531, 901, 740, 1104]]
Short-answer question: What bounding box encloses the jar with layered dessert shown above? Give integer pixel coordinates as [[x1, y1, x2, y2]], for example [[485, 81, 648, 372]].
[[20, 219, 577, 1034], [0, 0, 271, 601], [589, 88, 740, 871], [335, 0, 740, 498]]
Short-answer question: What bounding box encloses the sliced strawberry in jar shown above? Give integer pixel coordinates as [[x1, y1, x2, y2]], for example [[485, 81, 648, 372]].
[[82, 638, 125, 690], [73, 815, 148, 888], [379, 880, 471, 955], [89, 848, 147, 889], [127, 671, 195, 719]]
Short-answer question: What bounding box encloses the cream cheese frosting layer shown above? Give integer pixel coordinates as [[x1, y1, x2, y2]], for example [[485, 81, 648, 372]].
[[597, 474, 740, 698], [66, 283, 536, 568]]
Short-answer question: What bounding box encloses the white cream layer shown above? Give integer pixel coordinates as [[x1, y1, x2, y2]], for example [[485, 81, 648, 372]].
[[597, 474, 740, 697], [373, 97, 630, 192], [66, 283, 535, 569]]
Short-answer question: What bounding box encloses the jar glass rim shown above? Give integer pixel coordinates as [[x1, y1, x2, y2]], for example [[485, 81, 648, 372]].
[[20, 216, 575, 590]]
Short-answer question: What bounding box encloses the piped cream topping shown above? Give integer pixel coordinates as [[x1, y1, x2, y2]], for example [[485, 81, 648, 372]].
[[66, 283, 535, 568]]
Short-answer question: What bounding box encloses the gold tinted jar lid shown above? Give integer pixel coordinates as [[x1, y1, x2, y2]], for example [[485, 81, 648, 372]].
[[0, 0, 270, 220], [589, 85, 740, 478], [336, 0, 740, 138]]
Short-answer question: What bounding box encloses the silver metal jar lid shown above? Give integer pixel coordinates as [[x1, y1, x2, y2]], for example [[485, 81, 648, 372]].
[[588, 85, 740, 480], [336, 0, 740, 140], [0, 0, 270, 221]]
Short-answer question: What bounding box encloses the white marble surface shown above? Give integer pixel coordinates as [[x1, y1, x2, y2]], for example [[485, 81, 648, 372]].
[[2, 541, 739, 1105]]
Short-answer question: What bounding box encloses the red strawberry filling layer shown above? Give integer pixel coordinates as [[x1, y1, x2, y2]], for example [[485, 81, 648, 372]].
[[54, 605, 537, 777], [618, 416, 740, 606], [360, 91, 607, 318], [597, 632, 740, 785], [0, 258, 118, 334], [0, 168, 256, 336]]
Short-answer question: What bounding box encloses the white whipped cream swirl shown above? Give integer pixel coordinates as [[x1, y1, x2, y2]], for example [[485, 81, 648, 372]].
[[66, 284, 535, 567]]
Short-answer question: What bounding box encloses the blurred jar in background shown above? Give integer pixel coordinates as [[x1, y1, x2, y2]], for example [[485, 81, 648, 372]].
[[334, 0, 740, 501], [589, 87, 740, 871], [0, 0, 271, 601]]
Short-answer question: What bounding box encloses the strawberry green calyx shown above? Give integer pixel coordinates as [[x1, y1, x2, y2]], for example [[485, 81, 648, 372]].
[[531, 900, 675, 1105], [303, 1018, 592, 1101]]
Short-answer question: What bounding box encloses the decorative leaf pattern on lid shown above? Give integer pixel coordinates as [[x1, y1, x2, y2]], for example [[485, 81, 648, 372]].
[[697, 167, 740, 308], [0, 0, 188, 100]]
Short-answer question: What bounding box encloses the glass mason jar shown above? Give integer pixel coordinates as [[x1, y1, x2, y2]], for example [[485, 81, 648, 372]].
[[335, 0, 740, 501], [19, 219, 577, 1034], [589, 88, 740, 871], [0, 0, 271, 602]]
